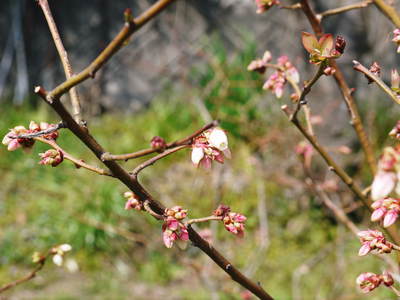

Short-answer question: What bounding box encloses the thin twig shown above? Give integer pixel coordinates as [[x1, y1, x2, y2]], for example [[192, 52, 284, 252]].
[[38, 0, 83, 124], [317, 0, 372, 20], [186, 216, 222, 225], [12, 121, 66, 139], [102, 120, 218, 161], [143, 200, 164, 220], [279, 3, 302, 10], [390, 285, 400, 296], [132, 145, 189, 177], [47, 0, 178, 101], [0, 252, 49, 293], [353, 60, 400, 105], [36, 137, 113, 177], [299, 0, 377, 175], [291, 63, 325, 121], [373, 0, 400, 27]]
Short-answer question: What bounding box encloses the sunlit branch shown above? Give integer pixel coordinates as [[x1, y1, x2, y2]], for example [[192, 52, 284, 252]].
[[353, 60, 400, 105]]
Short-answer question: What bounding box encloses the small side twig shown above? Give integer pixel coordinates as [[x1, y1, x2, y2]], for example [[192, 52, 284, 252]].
[[186, 216, 222, 225], [0, 252, 49, 294], [291, 63, 325, 121], [353, 60, 400, 105], [38, 0, 83, 125], [143, 200, 164, 220], [36, 137, 113, 177], [132, 145, 189, 177], [317, 0, 372, 20], [102, 120, 218, 161], [12, 121, 66, 139]]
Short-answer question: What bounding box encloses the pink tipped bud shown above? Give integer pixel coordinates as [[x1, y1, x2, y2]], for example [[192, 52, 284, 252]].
[[38, 149, 64, 167], [383, 210, 399, 227], [334, 36, 346, 54], [391, 69, 400, 90], [150, 136, 167, 151], [213, 204, 231, 217], [371, 207, 387, 222], [123, 191, 142, 211], [165, 206, 187, 220], [356, 272, 382, 293], [381, 271, 394, 287], [323, 66, 336, 76]]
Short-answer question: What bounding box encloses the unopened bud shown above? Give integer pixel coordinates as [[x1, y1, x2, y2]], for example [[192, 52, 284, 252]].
[[335, 36, 346, 54], [150, 136, 167, 151]]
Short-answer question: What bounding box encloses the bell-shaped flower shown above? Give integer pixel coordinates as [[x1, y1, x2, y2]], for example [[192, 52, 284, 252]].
[[51, 244, 72, 267], [2, 125, 34, 151], [191, 127, 230, 169], [247, 51, 272, 74]]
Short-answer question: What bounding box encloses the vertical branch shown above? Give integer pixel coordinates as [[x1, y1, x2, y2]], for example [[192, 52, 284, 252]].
[[299, 0, 377, 174], [38, 0, 83, 124]]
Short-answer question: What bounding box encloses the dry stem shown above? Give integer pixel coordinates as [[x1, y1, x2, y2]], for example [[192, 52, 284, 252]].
[[38, 0, 83, 124]]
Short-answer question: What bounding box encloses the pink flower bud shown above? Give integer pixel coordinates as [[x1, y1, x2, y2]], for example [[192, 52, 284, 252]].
[[381, 271, 394, 287], [123, 191, 142, 211], [391, 69, 400, 90], [38, 149, 64, 167], [223, 212, 247, 237], [356, 272, 382, 293], [213, 204, 231, 217], [165, 206, 187, 220], [392, 29, 400, 53], [371, 171, 396, 201], [371, 207, 387, 222], [255, 0, 280, 14], [383, 210, 399, 227], [191, 147, 204, 166], [162, 217, 189, 248], [150, 136, 167, 151]]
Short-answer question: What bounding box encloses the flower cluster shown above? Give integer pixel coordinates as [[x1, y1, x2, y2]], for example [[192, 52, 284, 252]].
[[2, 121, 59, 151], [389, 120, 400, 140], [392, 29, 400, 53], [39, 149, 64, 167], [357, 230, 392, 256], [162, 206, 189, 248], [191, 127, 231, 169], [371, 197, 400, 228], [213, 204, 247, 237], [371, 146, 400, 201], [301, 32, 345, 65], [356, 271, 394, 293], [123, 191, 143, 211], [254, 0, 280, 14], [249, 53, 299, 99]]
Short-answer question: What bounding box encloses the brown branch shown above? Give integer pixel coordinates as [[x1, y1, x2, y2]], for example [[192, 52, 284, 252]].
[[291, 63, 325, 121], [47, 0, 178, 101], [353, 60, 400, 105], [0, 252, 49, 294], [187, 226, 273, 299], [373, 0, 400, 27], [38, 0, 83, 124], [143, 200, 164, 220], [299, 0, 377, 175], [132, 145, 189, 177], [102, 120, 218, 161], [36, 137, 113, 177], [317, 1, 372, 19]]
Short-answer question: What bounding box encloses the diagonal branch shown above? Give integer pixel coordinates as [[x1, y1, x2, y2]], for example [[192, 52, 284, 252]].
[[317, 0, 373, 20], [373, 0, 400, 27], [101, 120, 218, 161], [38, 0, 83, 124], [47, 0, 178, 101]]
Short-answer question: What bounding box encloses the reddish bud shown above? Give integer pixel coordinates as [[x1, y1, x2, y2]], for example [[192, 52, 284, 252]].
[[150, 136, 167, 151]]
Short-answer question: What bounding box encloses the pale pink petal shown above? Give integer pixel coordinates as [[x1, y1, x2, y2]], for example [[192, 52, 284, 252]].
[[383, 210, 399, 227], [7, 139, 21, 151], [371, 207, 386, 222], [358, 244, 371, 256], [191, 147, 204, 166], [371, 171, 396, 200], [223, 148, 231, 159]]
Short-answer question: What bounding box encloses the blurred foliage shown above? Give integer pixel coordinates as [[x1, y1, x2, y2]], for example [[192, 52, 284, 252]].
[[0, 39, 399, 300]]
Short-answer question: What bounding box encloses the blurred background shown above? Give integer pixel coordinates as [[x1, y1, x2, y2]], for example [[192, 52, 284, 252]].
[[1, 0, 400, 299]]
